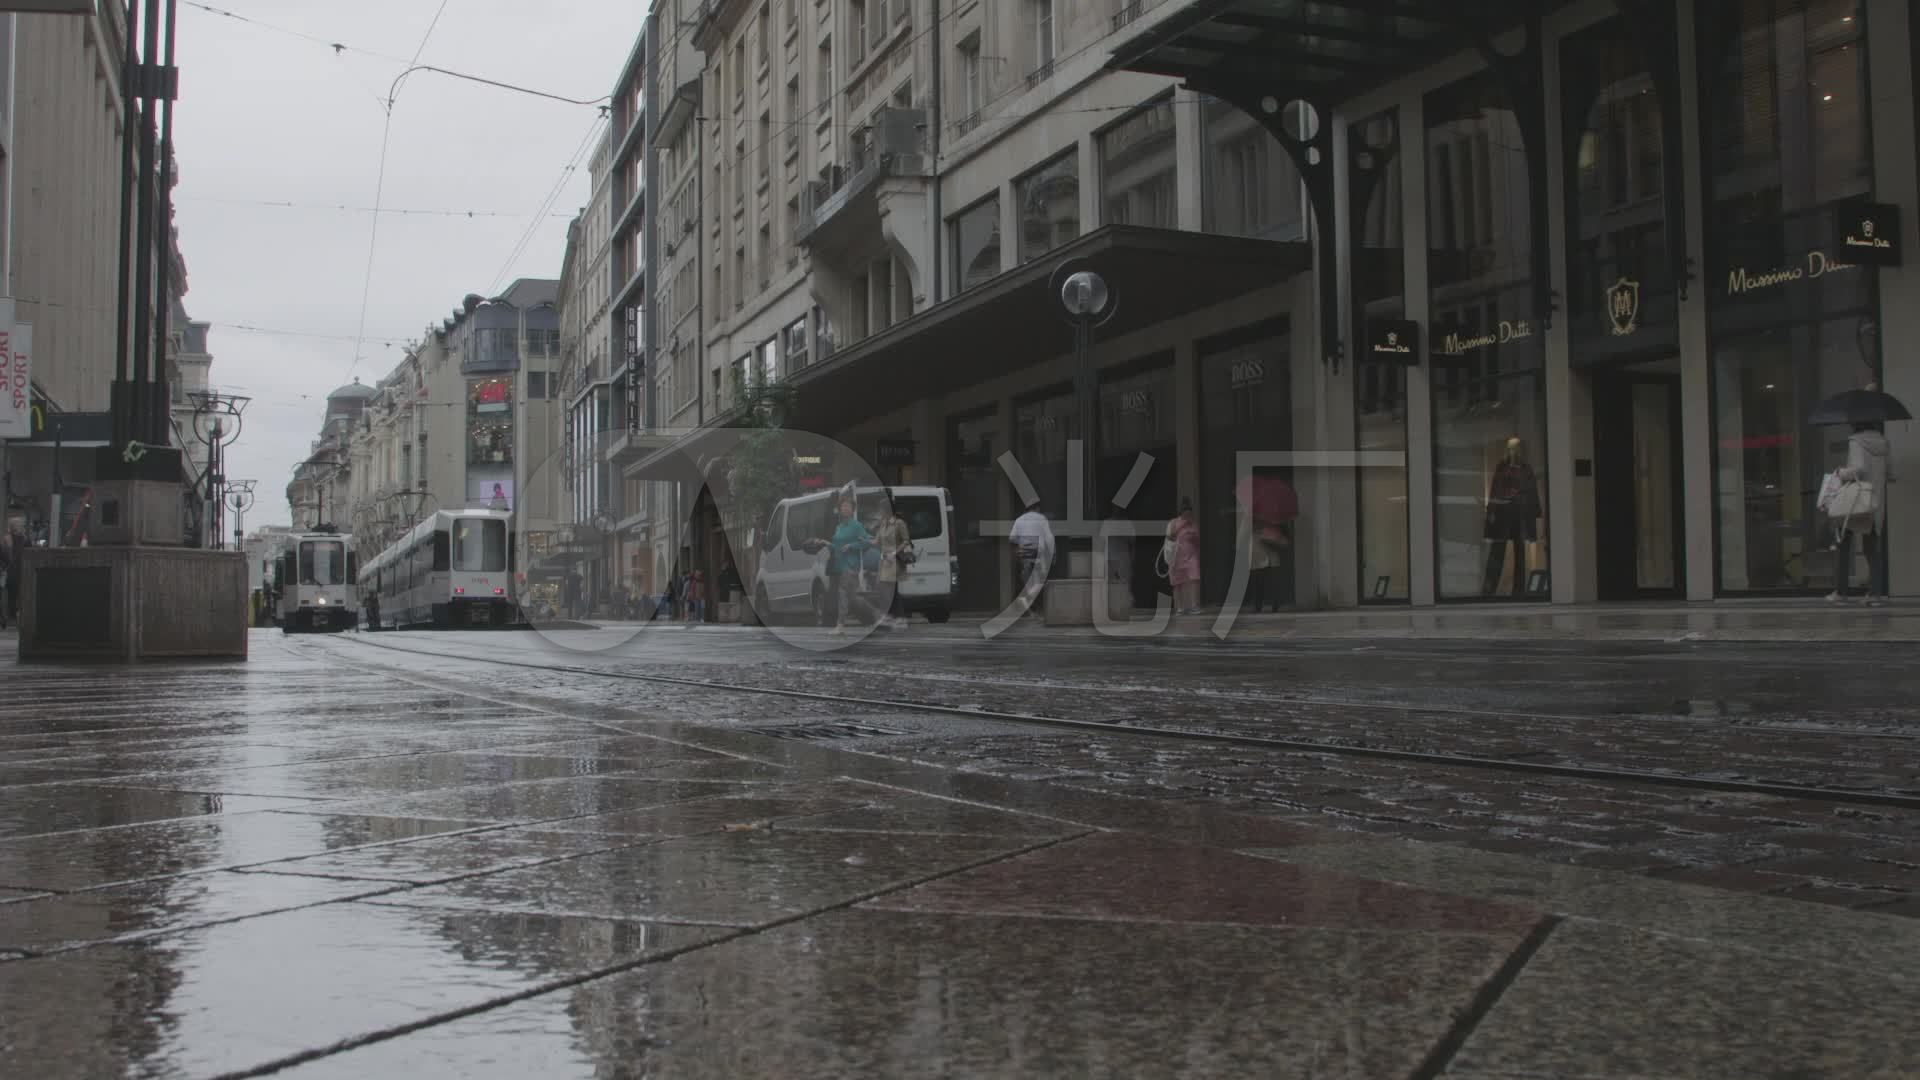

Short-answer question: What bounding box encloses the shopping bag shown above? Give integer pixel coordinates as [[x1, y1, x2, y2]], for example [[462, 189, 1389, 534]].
[[1816, 470, 1844, 514], [1826, 480, 1876, 522]]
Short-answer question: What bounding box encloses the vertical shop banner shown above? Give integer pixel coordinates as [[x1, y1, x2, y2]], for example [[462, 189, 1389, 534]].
[[625, 305, 642, 433], [0, 302, 31, 439], [626, 361, 641, 433]]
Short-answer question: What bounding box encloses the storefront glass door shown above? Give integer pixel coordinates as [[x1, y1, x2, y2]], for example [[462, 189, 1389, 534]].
[[1594, 371, 1684, 599]]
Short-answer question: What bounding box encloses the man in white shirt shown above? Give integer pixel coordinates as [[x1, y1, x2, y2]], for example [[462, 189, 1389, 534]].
[[1008, 508, 1055, 612]]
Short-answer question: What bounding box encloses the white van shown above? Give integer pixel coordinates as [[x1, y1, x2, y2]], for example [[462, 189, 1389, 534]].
[[752, 485, 957, 624]]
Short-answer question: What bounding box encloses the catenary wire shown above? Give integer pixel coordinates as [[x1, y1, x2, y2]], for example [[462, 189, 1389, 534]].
[[179, 196, 575, 219], [347, 0, 454, 379]]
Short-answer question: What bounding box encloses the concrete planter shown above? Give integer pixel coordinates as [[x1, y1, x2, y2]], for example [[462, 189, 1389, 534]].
[[19, 546, 249, 662]]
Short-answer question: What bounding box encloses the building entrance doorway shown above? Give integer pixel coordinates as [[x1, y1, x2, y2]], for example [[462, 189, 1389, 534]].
[[1592, 368, 1684, 600]]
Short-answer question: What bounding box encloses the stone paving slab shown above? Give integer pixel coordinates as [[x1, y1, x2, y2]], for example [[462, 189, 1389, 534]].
[[232, 826, 643, 885], [0, 903, 721, 1079], [367, 829, 1056, 927], [0, 783, 325, 840], [867, 832, 1541, 933], [1447, 920, 1920, 1079], [269, 909, 1532, 1080], [0, 869, 392, 955], [0, 811, 481, 892], [272, 772, 788, 826], [1250, 839, 1920, 978], [516, 781, 893, 837]]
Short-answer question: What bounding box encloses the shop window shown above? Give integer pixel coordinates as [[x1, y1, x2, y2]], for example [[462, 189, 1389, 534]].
[[1705, 0, 1875, 594], [947, 408, 1005, 612], [1198, 325, 1294, 610], [1427, 71, 1548, 601], [467, 378, 515, 466], [1015, 152, 1079, 263], [1013, 387, 1077, 524], [1099, 96, 1176, 229], [949, 194, 1001, 293], [784, 315, 809, 372], [1201, 97, 1303, 241]]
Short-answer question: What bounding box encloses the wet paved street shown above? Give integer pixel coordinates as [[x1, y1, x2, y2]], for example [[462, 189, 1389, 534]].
[[1, 625, 1918, 1077]]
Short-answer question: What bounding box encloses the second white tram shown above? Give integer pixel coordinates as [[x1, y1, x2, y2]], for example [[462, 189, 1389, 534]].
[[359, 509, 519, 629], [272, 527, 360, 633]]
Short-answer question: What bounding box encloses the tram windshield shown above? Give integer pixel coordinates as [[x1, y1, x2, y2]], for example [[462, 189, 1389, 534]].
[[299, 541, 345, 586], [452, 518, 508, 572]]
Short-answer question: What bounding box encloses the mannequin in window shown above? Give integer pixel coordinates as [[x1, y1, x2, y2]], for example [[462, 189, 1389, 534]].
[[1481, 436, 1541, 597]]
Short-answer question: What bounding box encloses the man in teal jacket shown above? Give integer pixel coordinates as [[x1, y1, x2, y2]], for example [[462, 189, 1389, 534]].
[[822, 496, 877, 635]]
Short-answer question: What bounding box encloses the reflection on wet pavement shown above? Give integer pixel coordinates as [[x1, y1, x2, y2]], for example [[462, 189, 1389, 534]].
[[272, 910, 1526, 1080], [0, 785, 322, 839], [369, 828, 1049, 926], [0, 870, 392, 954], [0, 903, 721, 1079], [0, 812, 480, 892], [1, 634, 1916, 1077]]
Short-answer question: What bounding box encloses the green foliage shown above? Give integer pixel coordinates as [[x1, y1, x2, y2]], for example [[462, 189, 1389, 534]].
[[721, 368, 796, 536]]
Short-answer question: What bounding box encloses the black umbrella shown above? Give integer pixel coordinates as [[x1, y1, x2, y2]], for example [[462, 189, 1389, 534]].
[[1807, 386, 1912, 426]]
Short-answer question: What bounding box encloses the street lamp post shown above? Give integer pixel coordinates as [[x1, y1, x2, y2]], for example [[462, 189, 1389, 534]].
[[591, 509, 617, 618], [190, 392, 248, 548], [1052, 265, 1117, 555], [225, 480, 255, 552]]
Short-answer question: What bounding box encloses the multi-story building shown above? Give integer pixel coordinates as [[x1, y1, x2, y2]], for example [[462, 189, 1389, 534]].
[[2, 5, 206, 544], [628, 0, 1920, 614], [293, 282, 560, 572], [556, 129, 617, 599]]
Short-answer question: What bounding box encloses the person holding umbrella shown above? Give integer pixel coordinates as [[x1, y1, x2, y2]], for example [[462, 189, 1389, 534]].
[[1811, 383, 1905, 605]]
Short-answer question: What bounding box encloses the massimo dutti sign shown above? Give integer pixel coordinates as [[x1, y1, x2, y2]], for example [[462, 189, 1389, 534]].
[[1723, 250, 1862, 296], [1366, 319, 1420, 365], [1835, 199, 1902, 267], [1433, 317, 1536, 359]]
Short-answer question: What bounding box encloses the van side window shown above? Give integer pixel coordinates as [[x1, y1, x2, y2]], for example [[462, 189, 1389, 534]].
[[765, 506, 787, 551]]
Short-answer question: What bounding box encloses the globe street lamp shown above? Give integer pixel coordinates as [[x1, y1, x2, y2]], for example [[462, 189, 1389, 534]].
[[224, 479, 256, 552], [1050, 263, 1118, 534]]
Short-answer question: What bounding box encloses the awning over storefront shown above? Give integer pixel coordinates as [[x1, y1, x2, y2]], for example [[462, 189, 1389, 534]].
[[1108, 0, 1554, 104], [628, 225, 1310, 482]]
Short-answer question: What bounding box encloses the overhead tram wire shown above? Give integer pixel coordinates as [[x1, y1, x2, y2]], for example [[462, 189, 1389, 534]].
[[346, 0, 452, 378], [178, 196, 575, 219]]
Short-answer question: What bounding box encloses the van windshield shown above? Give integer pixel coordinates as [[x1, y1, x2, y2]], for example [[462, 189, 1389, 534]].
[[862, 495, 943, 541]]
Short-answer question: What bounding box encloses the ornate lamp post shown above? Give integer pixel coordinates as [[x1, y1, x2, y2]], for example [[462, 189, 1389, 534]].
[[190, 391, 248, 548], [224, 479, 255, 552]]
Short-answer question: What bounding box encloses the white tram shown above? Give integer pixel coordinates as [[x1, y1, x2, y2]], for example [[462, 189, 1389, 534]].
[[359, 509, 520, 629], [271, 527, 360, 633]]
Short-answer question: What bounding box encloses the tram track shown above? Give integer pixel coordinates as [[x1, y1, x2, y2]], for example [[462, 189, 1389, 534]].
[[336, 634, 1920, 813]]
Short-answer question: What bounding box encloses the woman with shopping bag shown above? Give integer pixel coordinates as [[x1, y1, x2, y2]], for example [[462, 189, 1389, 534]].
[[1822, 421, 1892, 605]]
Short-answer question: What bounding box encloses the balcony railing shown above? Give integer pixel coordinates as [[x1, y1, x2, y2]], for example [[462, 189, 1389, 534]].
[[793, 107, 929, 244]]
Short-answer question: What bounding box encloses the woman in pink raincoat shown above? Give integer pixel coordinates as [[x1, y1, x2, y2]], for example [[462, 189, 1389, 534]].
[[1166, 498, 1203, 615]]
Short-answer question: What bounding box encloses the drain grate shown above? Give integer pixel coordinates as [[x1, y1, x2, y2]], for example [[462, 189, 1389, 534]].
[[757, 720, 909, 741]]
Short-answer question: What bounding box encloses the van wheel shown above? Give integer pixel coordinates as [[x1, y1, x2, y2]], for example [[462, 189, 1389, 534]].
[[811, 583, 830, 627], [925, 606, 951, 624]]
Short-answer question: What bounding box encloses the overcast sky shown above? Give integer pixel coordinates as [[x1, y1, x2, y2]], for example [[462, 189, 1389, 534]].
[[174, 0, 643, 526]]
